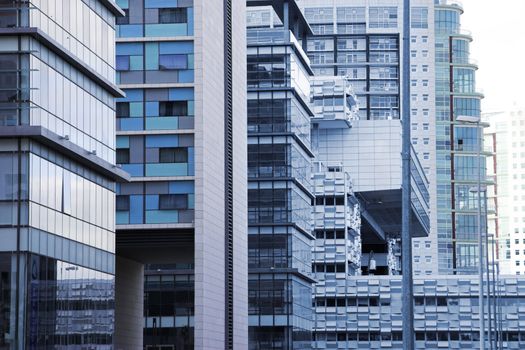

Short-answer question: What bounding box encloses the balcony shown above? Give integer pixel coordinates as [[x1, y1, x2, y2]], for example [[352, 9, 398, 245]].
[[310, 76, 359, 129]]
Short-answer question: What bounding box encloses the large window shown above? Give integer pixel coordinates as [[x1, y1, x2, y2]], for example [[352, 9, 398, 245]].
[[159, 101, 188, 116], [159, 8, 187, 24], [159, 147, 188, 163], [159, 194, 188, 210], [159, 54, 188, 70], [369, 7, 398, 28], [411, 7, 429, 29]]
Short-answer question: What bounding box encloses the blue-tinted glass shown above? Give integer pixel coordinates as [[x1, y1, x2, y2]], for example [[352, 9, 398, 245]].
[[160, 42, 193, 54], [145, 0, 179, 8], [145, 24, 188, 37], [178, 70, 194, 83], [116, 56, 130, 71], [118, 25, 144, 38], [129, 195, 144, 224], [159, 54, 187, 70]]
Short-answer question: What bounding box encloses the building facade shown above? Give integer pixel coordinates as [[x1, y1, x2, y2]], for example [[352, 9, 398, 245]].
[[312, 275, 525, 350], [246, 2, 315, 348], [434, 0, 486, 275], [300, 0, 436, 276], [114, 0, 248, 348], [0, 0, 126, 348], [484, 109, 525, 276]]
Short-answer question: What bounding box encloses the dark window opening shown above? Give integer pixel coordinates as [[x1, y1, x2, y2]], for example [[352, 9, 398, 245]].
[[116, 102, 130, 118], [116, 9, 129, 25], [159, 194, 188, 210], [159, 8, 187, 24], [159, 147, 188, 163], [116, 149, 130, 164], [116, 195, 130, 211], [159, 101, 188, 116]]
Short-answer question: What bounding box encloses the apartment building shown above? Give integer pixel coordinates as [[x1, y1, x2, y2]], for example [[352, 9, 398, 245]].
[[114, 0, 248, 348]]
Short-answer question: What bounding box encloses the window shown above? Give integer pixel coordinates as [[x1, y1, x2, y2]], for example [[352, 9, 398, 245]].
[[116, 149, 130, 164], [159, 8, 187, 24], [116, 56, 130, 71], [159, 148, 188, 163], [159, 194, 188, 210], [411, 7, 428, 29], [369, 7, 398, 28], [159, 54, 187, 70], [116, 195, 130, 211], [423, 138, 429, 145], [159, 101, 188, 116], [116, 102, 130, 118], [116, 9, 130, 25]]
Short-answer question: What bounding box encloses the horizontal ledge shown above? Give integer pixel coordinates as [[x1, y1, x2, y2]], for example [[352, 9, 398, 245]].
[[98, 0, 126, 17], [0, 125, 130, 182], [0, 27, 125, 97]]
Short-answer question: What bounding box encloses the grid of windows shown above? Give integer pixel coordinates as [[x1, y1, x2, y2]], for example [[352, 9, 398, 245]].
[[369, 7, 398, 29], [116, 0, 194, 37], [116, 41, 194, 84]]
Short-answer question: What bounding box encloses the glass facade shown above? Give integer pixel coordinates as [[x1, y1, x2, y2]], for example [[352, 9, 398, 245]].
[[304, 7, 400, 121], [116, 0, 194, 38], [435, 1, 485, 274], [0, 253, 115, 349], [115, 0, 196, 347], [0, 0, 121, 347], [143, 267, 194, 350], [247, 9, 314, 347]]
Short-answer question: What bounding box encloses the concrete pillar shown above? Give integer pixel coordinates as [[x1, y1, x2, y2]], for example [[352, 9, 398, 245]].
[[114, 256, 144, 350]]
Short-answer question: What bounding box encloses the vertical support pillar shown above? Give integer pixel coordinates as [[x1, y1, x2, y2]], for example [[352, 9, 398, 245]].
[[114, 256, 144, 350]]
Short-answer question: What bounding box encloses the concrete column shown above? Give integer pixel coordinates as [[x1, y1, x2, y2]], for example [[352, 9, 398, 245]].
[[114, 256, 144, 350]]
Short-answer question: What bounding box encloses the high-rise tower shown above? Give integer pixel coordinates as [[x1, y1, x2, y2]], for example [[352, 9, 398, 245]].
[[114, 0, 248, 348], [0, 0, 126, 348]]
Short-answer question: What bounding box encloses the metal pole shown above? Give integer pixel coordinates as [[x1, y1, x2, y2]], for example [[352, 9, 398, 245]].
[[496, 262, 503, 350], [477, 121, 485, 350], [401, 0, 414, 349], [490, 237, 498, 350], [485, 225, 492, 347], [485, 233, 493, 350]]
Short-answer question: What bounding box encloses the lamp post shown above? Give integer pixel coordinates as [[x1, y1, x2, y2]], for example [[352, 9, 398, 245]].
[[456, 115, 485, 349]]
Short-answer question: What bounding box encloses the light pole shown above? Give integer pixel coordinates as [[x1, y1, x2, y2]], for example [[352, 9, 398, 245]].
[[457, 115, 485, 350], [401, 0, 414, 349]]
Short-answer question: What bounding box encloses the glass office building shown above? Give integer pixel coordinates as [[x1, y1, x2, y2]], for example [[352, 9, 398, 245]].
[[0, 0, 125, 348], [434, 0, 486, 274], [246, 1, 315, 348], [115, 0, 248, 348]]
